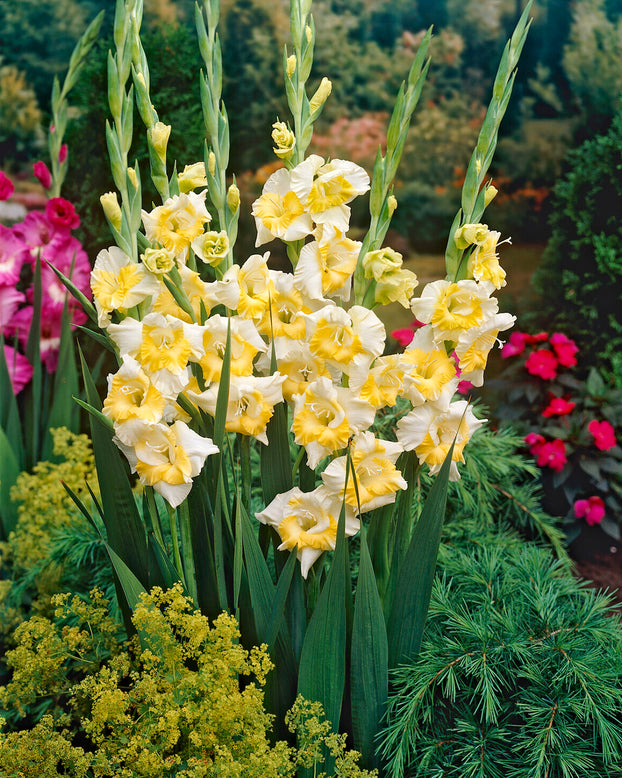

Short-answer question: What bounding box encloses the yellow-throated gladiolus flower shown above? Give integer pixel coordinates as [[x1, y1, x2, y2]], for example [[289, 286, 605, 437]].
[[91, 246, 161, 327], [291, 376, 375, 468], [103, 355, 167, 424], [141, 246, 176, 275], [375, 268, 418, 308], [396, 400, 486, 480], [467, 230, 508, 290], [191, 230, 229, 267], [321, 432, 407, 512], [256, 339, 330, 401], [252, 165, 314, 246], [301, 156, 370, 233], [307, 304, 385, 379], [348, 354, 405, 409], [256, 272, 308, 340], [107, 312, 202, 397], [193, 373, 285, 445], [454, 312, 515, 386], [150, 265, 213, 323], [454, 222, 489, 250], [234, 252, 273, 319], [113, 419, 218, 507], [411, 279, 498, 344], [400, 326, 458, 405], [196, 315, 266, 384], [256, 485, 359, 578], [141, 191, 211, 260], [294, 224, 360, 301]]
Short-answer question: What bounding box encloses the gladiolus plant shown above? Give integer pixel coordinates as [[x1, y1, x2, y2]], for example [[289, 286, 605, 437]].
[[62, 0, 532, 770]]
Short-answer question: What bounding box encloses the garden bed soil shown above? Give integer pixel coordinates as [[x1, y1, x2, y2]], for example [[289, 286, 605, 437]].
[[569, 524, 622, 610]]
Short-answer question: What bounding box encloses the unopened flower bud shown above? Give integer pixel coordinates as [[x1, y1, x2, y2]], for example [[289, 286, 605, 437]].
[[142, 246, 176, 275], [178, 162, 207, 193], [127, 166, 138, 189], [286, 54, 297, 78], [192, 230, 229, 266], [207, 151, 216, 177], [484, 184, 498, 207], [454, 222, 489, 250], [136, 71, 146, 87], [305, 25, 313, 43], [226, 183, 240, 213], [309, 77, 332, 114], [362, 246, 403, 282], [100, 191, 122, 230], [475, 157, 482, 174], [58, 144, 68, 164], [149, 121, 171, 162], [271, 121, 296, 159], [387, 195, 397, 216]]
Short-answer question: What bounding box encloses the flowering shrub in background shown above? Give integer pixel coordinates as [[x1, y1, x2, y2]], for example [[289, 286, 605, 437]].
[[488, 330, 622, 542]]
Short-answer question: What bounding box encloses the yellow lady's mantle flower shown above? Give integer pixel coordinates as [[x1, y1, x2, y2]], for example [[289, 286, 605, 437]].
[[256, 485, 359, 578]]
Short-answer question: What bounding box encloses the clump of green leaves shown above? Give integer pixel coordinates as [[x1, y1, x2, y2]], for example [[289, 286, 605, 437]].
[[0, 584, 374, 777], [380, 530, 622, 777]]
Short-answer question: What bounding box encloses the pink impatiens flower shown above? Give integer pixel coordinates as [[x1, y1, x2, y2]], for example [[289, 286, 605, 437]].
[[574, 496, 605, 526], [535, 438, 567, 472], [524, 432, 545, 456], [549, 332, 578, 367], [526, 331, 548, 344], [2, 344, 33, 394], [525, 348, 558, 380], [588, 419, 617, 451], [391, 327, 416, 347], [542, 396, 576, 418]]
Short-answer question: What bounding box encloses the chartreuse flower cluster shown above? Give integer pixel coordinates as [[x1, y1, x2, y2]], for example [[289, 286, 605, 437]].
[[86, 0, 517, 582]]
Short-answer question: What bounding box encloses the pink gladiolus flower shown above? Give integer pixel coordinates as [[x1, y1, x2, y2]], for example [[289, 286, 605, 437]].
[[535, 439, 567, 472], [33, 161, 52, 190], [524, 432, 545, 455], [2, 344, 33, 394], [588, 419, 617, 451], [391, 327, 416, 346], [456, 379, 474, 395], [12, 211, 56, 255], [58, 144, 68, 163], [0, 225, 28, 286], [0, 171, 15, 201], [45, 197, 80, 230], [542, 397, 576, 418], [501, 330, 528, 358], [0, 286, 25, 329], [525, 348, 558, 380], [574, 496, 605, 526], [550, 332, 578, 367]]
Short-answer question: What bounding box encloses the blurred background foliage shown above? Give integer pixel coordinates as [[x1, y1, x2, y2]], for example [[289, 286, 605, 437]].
[[2, 0, 622, 375]]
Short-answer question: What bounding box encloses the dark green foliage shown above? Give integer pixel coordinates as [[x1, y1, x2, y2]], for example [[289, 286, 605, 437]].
[[533, 108, 622, 385], [381, 528, 622, 777]]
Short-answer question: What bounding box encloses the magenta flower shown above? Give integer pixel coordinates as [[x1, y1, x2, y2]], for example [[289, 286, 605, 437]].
[[535, 439, 567, 472], [501, 330, 528, 358], [0, 286, 25, 330], [391, 327, 416, 346], [0, 225, 28, 287], [526, 331, 549, 344], [2, 344, 33, 394], [574, 496, 605, 526], [588, 419, 617, 451], [12, 211, 56, 257], [58, 144, 68, 163], [456, 379, 474, 395], [33, 161, 52, 190], [525, 348, 558, 380], [542, 397, 576, 418], [549, 332, 578, 368], [45, 197, 80, 230], [0, 171, 15, 201], [524, 432, 545, 456]]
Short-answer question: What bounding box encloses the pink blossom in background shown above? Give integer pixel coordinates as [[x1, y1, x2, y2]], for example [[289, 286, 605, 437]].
[[0, 171, 15, 201], [588, 419, 617, 451], [525, 348, 558, 380], [500, 330, 528, 358], [45, 197, 80, 230], [542, 396, 576, 417], [0, 225, 28, 286], [535, 438, 567, 471], [524, 432, 545, 456], [33, 161, 52, 190], [0, 286, 25, 329], [574, 496, 605, 526], [39, 236, 91, 312], [2, 344, 33, 394], [391, 327, 416, 346], [12, 211, 56, 257], [549, 332, 578, 367], [58, 144, 68, 163], [456, 380, 474, 395], [526, 332, 548, 344]]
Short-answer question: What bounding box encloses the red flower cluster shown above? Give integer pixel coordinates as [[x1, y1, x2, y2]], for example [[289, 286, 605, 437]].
[[574, 496, 605, 526], [524, 433, 567, 472], [502, 330, 579, 380], [542, 397, 575, 417], [588, 419, 617, 452]]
